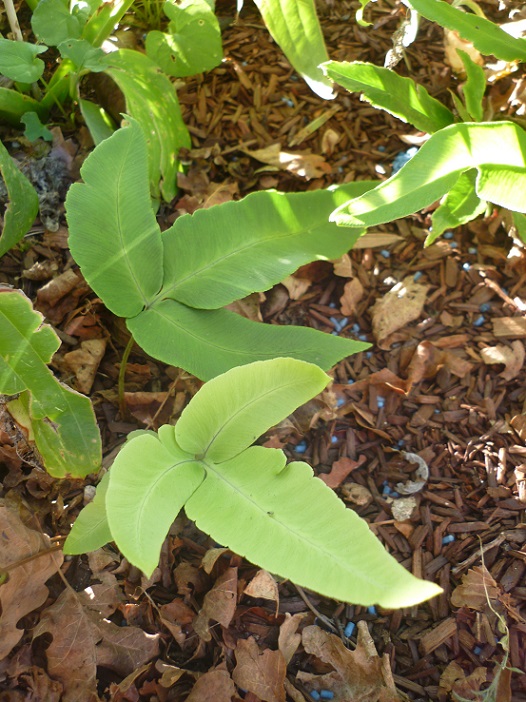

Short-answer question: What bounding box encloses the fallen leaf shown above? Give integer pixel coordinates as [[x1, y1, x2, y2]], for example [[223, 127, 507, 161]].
[[278, 613, 308, 665], [124, 391, 171, 428], [480, 341, 525, 381], [281, 275, 312, 300], [340, 482, 373, 506], [243, 143, 331, 179], [64, 338, 107, 393], [439, 661, 487, 701], [406, 341, 445, 388], [244, 570, 279, 613], [444, 29, 484, 75], [226, 293, 263, 321], [299, 623, 400, 701], [391, 497, 417, 521], [91, 614, 160, 676], [450, 565, 500, 611], [233, 636, 286, 702], [78, 551, 124, 618], [321, 128, 341, 155], [394, 452, 429, 495], [33, 589, 98, 702], [340, 278, 364, 316], [332, 253, 353, 277], [353, 231, 403, 249], [319, 455, 366, 489], [160, 598, 196, 647], [186, 667, 236, 702], [193, 567, 238, 641], [0, 500, 63, 660], [371, 276, 429, 347]]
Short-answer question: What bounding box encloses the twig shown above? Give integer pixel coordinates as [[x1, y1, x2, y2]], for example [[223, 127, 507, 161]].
[[294, 584, 338, 634], [4, 0, 24, 42]]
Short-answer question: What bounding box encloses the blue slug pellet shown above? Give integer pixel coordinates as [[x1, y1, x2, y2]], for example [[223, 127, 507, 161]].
[[413, 271, 423, 282], [380, 249, 390, 259], [443, 231, 454, 239], [473, 315, 485, 327], [442, 534, 455, 545], [377, 396, 385, 409], [344, 621, 355, 637], [295, 441, 307, 454], [310, 692, 321, 701], [473, 645, 482, 656], [367, 606, 377, 616], [320, 692, 335, 700], [352, 323, 361, 333], [337, 397, 345, 407], [331, 435, 338, 444], [462, 263, 471, 271], [479, 303, 491, 313]]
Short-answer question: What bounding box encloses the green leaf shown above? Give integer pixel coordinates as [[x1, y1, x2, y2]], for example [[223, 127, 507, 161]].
[[103, 49, 191, 201], [253, 0, 334, 100], [0, 39, 47, 83], [0, 290, 101, 478], [31, 0, 82, 46], [128, 299, 370, 381], [322, 61, 454, 134], [65, 118, 164, 318], [512, 212, 526, 245], [185, 447, 442, 607], [429, 169, 486, 243], [0, 88, 47, 125], [175, 358, 330, 461], [79, 99, 115, 144], [356, 0, 373, 26], [81, 0, 135, 47], [63, 473, 112, 555], [105, 432, 204, 575], [57, 39, 107, 72], [21, 111, 53, 142], [160, 182, 375, 309], [404, 0, 526, 62], [331, 122, 526, 232], [457, 49, 485, 122], [0, 138, 39, 257], [146, 0, 223, 77]]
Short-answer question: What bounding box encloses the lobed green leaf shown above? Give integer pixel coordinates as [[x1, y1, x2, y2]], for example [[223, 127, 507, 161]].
[[323, 60, 454, 134], [31, 0, 83, 46], [175, 358, 330, 461], [0, 39, 47, 83], [128, 299, 370, 381]]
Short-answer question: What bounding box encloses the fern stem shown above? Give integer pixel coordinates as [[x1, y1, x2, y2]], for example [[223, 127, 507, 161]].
[[118, 335, 134, 419]]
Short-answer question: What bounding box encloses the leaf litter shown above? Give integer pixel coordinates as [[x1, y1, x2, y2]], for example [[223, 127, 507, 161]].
[[1, 1, 526, 699]]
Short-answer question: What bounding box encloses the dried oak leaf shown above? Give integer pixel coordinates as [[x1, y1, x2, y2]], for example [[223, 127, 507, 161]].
[[63, 338, 107, 394], [0, 500, 63, 660], [340, 277, 364, 316], [480, 341, 525, 381], [319, 455, 366, 489], [233, 636, 286, 702], [450, 565, 500, 611], [244, 570, 280, 613], [193, 567, 238, 641], [299, 623, 400, 702], [186, 666, 236, 702], [439, 661, 487, 701], [278, 613, 308, 665], [371, 277, 429, 348]]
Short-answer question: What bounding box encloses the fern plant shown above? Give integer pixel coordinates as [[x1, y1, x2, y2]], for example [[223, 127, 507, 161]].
[[64, 357, 442, 608], [65, 118, 373, 381]]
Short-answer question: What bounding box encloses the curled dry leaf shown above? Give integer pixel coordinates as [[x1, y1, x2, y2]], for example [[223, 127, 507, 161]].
[[340, 482, 373, 507], [371, 276, 429, 347], [281, 275, 312, 300], [332, 253, 353, 277], [340, 277, 364, 316], [299, 623, 400, 701], [391, 496, 418, 521], [233, 636, 286, 702], [450, 565, 500, 611], [444, 29, 483, 75], [278, 613, 308, 665], [0, 500, 63, 660], [63, 338, 107, 394], [193, 567, 238, 642], [242, 143, 331, 179], [439, 661, 487, 701], [480, 341, 525, 381], [319, 455, 366, 489], [244, 569, 280, 613], [394, 452, 429, 495]]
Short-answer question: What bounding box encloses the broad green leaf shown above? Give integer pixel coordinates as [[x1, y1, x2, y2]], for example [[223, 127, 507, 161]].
[[82, 0, 135, 47], [57, 39, 107, 72], [429, 169, 486, 243], [128, 299, 370, 381], [63, 473, 112, 555], [404, 0, 526, 63], [331, 122, 526, 232], [0, 39, 47, 83], [21, 111, 53, 142], [186, 447, 442, 607], [103, 49, 191, 201], [31, 0, 82, 45], [160, 182, 375, 309], [513, 212, 526, 245], [79, 99, 115, 145], [322, 61, 454, 134], [457, 49, 485, 122], [0, 88, 47, 125], [253, 0, 334, 100], [65, 118, 164, 317], [106, 433, 204, 575], [146, 0, 223, 77], [0, 290, 101, 477], [0, 138, 39, 257], [175, 358, 330, 461]]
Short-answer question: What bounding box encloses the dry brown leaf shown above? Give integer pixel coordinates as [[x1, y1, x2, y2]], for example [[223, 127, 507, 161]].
[[243, 143, 331, 179], [226, 292, 263, 321], [340, 278, 364, 316], [193, 567, 238, 641], [319, 455, 366, 489], [160, 598, 196, 646], [233, 637, 286, 702], [186, 667, 236, 702], [78, 551, 124, 618], [444, 29, 483, 74], [371, 276, 429, 346], [92, 614, 160, 676], [340, 482, 373, 506], [299, 623, 400, 701], [439, 661, 487, 701], [450, 565, 500, 611], [406, 341, 445, 388], [201, 547, 230, 574], [321, 128, 341, 155], [281, 275, 312, 300], [332, 253, 353, 277], [0, 500, 63, 660], [353, 231, 403, 249], [63, 338, 106, 393], [244, 570, 279, 613], [33, 589, 98, 702], [480, 341, 525, 381], [278, 613, 308, 665], [123, 391, 170, 427]]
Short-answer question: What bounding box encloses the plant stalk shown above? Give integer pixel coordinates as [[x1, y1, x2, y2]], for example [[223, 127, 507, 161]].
[[4, 0, 24, 42], [118, 334, 134, 419]]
